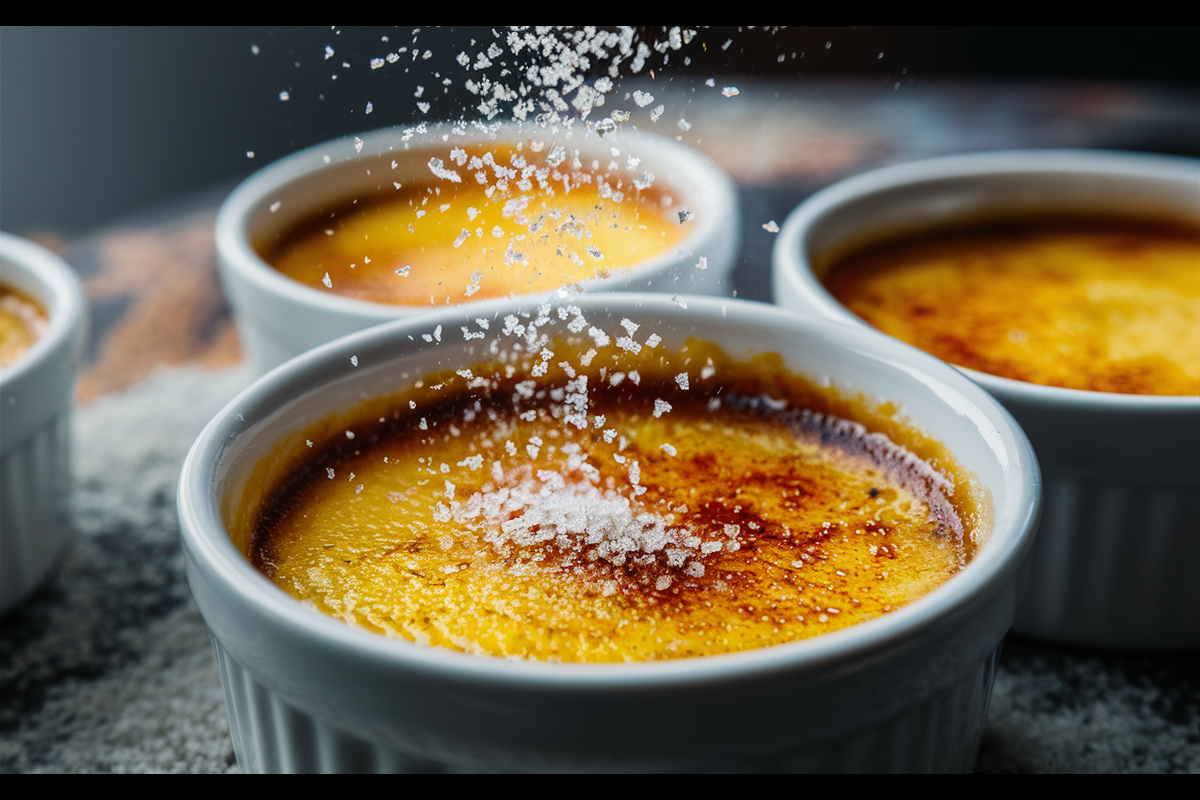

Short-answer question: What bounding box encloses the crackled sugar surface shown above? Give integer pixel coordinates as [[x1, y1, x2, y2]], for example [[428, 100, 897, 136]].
[[253, 355, 972, 663], [267, 144, 685, 306], [825, 218, 1200, 396]]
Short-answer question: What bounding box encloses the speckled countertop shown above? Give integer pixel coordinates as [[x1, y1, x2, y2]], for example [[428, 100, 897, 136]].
[[1, 79, 1197, 773]]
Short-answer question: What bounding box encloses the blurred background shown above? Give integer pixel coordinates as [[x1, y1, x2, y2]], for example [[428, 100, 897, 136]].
[[3, 26, 1198, 237]]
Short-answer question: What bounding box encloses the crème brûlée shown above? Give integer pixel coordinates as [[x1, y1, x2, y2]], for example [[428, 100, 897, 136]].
[[0, 285, 48, 369], [821, 217, 1200, 396], [263, 145, 686, 306], [245, 341, 987, 663]]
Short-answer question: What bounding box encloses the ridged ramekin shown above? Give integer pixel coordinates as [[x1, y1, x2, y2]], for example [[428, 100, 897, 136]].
[[772, 149, 1200, 649], [217, 123, 739, 375], [178, 293, 1038, 772], [0, 233, 87, 614]]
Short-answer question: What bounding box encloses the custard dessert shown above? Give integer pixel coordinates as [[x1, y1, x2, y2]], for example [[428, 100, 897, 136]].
[[264, 144, 685, 306], [822, 217, 1200, 396], [0, 285, 48, 369], [246, 335, 985, 663]]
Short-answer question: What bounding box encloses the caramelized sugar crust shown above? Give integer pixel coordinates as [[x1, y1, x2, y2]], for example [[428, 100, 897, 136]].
[[823, 217, 1200, 396], [251, 351, 980, 662], [264, 145, 684, 306], [0, 286, 48, 369]]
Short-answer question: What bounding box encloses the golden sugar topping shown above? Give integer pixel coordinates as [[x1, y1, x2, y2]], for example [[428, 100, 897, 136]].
[[0, 286, 48, 369], [823, 217, 1200, 396], [264, 145, 685, 306], [248, 335, 984, 663]]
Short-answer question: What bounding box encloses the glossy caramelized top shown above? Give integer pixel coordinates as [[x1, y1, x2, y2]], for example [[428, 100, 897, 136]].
[[823, 217, 1200, 396], [0, 285, 48, 369], [264, 144, 685, 306], [247, 338, 985, 663]]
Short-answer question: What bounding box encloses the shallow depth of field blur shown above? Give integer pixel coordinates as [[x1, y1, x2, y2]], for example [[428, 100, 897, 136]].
[[2, 26, 1196, 238]]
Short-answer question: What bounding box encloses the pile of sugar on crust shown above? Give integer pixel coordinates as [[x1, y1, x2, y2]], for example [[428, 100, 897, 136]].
[[248, 297, 986, 662]]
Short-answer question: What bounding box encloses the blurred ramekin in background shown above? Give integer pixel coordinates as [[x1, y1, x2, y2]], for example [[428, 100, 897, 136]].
[[1, 233, 87, 614], [216, 123, 740, 374], [772, 150, 1200, 648]]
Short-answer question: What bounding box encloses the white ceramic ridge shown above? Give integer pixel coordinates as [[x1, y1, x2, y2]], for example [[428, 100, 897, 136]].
[[178, 293, 1039, 772], [216, 122, 740, 374], [771, 149, 1200, 648], [0, 232, 87, 613]]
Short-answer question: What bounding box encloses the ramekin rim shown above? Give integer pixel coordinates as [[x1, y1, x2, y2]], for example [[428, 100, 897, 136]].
[[178, 293, 1039, 689], [215, 122, 738, 317], [772, 148, 1200, 410]]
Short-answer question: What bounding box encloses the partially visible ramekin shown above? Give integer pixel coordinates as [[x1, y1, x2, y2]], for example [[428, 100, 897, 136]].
[[0, 233, 86, 614], [772, 150, 1200, 649], [217, 123, 740, 374], [179, 293, 1038, 772]]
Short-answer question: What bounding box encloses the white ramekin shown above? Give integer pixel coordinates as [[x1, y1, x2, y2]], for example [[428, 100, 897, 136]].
[[0, 233, 87, 614], [178, 293, 1038, 772], [217, 123, 740, 375], [772, 150, 1200, 649]]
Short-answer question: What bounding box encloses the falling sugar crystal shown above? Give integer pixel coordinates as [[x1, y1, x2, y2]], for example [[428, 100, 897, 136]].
[[721, 86, 740, 97], [270, 201, 281, 212], [325, 46, 334, 60], [365, 102, 374, 114], [322, 273, 333, 288], [396, 266, 411, 277], [246, 151, 255, 159], [679, 210, 695, 223], [279, 90, 290, 101], [371, 57, 385, 69], [350, 355, 359, 367], [695, 256, 707, 271], [354, 137, 364, 153], [762, 220, 780, 233]]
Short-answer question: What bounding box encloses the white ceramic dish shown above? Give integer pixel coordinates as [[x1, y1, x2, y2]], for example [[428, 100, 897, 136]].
[[178, 293, 1038, 772], [0, 233, 86, 614], [772, 149, 1200, 649], [217, 123, 740, 374]]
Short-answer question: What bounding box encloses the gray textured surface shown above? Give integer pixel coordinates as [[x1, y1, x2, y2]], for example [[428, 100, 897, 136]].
[[0, 367, 251, 773]]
